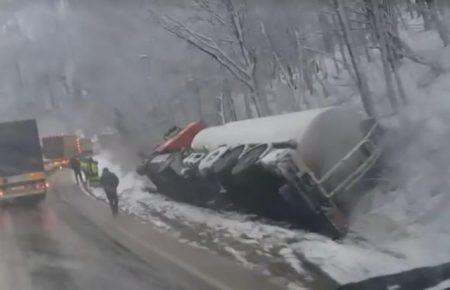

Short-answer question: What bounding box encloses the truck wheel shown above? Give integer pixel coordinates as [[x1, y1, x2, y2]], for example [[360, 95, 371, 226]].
[[199, 146, 229, 175], [316, 205, 348, 239], [136, 163, 148, 176], [210, 145, 245, 175], [232, 144, 269, 176]]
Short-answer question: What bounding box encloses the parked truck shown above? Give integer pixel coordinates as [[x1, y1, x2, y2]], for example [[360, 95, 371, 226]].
[[42, 135, 80, 170], [137, 106, 383, 238], [78, 137, 94, 157], [0, 119, 47, 203]]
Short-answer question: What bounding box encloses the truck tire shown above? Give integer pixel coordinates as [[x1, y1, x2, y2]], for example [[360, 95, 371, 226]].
[[210, 145, 245, 175], [136, 162, 149, 176], [198, 146, 229, 175], [231, 144, 269, 177]]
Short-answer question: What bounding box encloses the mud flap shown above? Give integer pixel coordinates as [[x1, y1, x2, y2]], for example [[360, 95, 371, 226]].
[[278, 183, 348, 238], [319, 203, 348, 239], [16, 193, 47, 205]]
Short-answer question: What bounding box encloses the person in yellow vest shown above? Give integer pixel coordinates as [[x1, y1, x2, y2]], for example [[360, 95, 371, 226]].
[[81, 157, 99, 186]]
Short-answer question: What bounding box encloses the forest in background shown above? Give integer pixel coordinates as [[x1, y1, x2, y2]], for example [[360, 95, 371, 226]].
[[0, 0, 449, 147]]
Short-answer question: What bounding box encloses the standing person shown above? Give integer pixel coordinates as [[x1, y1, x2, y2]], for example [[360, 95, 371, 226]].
[[69, 157, 84, 185], [81, 157, 99, 186], [99, 168, 120, 216]]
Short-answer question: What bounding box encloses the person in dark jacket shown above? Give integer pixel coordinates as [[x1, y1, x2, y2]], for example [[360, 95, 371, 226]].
[[69, 157, 84, 185], [99, 168, 120, 215]]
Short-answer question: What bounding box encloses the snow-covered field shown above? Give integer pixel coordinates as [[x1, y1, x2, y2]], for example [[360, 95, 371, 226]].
[[85, 25, 450, 289]]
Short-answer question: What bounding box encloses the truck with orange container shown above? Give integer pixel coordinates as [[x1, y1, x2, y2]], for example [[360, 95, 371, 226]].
[[42, 135, 80, 171]]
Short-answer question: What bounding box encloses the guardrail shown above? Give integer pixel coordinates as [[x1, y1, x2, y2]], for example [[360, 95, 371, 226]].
[[312, 123, 381, 199]]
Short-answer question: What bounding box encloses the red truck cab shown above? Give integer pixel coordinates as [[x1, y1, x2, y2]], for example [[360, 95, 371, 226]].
[[154, 121, 206, 154]]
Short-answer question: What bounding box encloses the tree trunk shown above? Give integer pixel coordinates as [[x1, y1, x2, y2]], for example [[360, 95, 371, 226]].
[[371, 0, 398, 112], [250, 56, 270, 116], [332, 50, 341, 76], [243, 91, 253, 119], [223, 79, 237, 121], [363, 35, 373, 63], [417, 0, 433, 30], [249, 87, 263, 117], [392, 65, 407, 104], [406, 0, 415, 18], [46, 74, 58, 109], [216, 94, 226, 124], [191, 80, 203, 119], [429, 2, 449, 46], [14, 60, 24, 89], [333, 15, 353, 78], [335, 0, 375, 117], [302, 55, 315, 96]]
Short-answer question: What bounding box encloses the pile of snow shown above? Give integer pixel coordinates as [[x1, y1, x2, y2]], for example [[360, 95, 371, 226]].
[[93, 151, 147, 195]]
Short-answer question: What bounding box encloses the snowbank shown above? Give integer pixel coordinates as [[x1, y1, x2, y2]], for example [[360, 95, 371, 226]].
[[94, 150, 147, 194]]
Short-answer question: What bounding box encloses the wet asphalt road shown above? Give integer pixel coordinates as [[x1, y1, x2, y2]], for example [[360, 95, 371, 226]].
[[0, 191, 190, 290], [4, 174, 450, 290]]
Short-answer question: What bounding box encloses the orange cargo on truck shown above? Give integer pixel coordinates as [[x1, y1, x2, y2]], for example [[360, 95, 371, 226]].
[[42, 135, 80, 170]]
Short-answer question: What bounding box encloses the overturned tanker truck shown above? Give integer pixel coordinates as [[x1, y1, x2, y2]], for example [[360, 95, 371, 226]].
[[137, 106, 383, 238]]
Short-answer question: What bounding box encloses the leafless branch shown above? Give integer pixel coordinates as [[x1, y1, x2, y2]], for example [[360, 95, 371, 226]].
[[158, 15, 253, 89], [192, 0, 227, 25]]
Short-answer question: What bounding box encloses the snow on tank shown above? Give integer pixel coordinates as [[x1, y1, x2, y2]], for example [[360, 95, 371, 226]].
[[192, 106, 369, 188]]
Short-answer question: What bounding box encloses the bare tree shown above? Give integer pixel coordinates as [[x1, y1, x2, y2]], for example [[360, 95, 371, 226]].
[[155, 0, 270, 118], [367, 0, 399, 112], [185, 75, 204, 119], [416, 0, 448, 46], [216, 93, 226, 124], [318, 12, 341, 73], [260, 22, 302, 111], [367, 0, 441, 106], [334, 0, 375, 117], [222, 78, 237, 121], [428, 0, 449, 46], [45, 73, 59, 110]]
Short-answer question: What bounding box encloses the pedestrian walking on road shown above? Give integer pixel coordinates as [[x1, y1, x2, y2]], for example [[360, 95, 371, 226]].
[[69, 157, 84, 185], [100, 168, 120, 216]]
